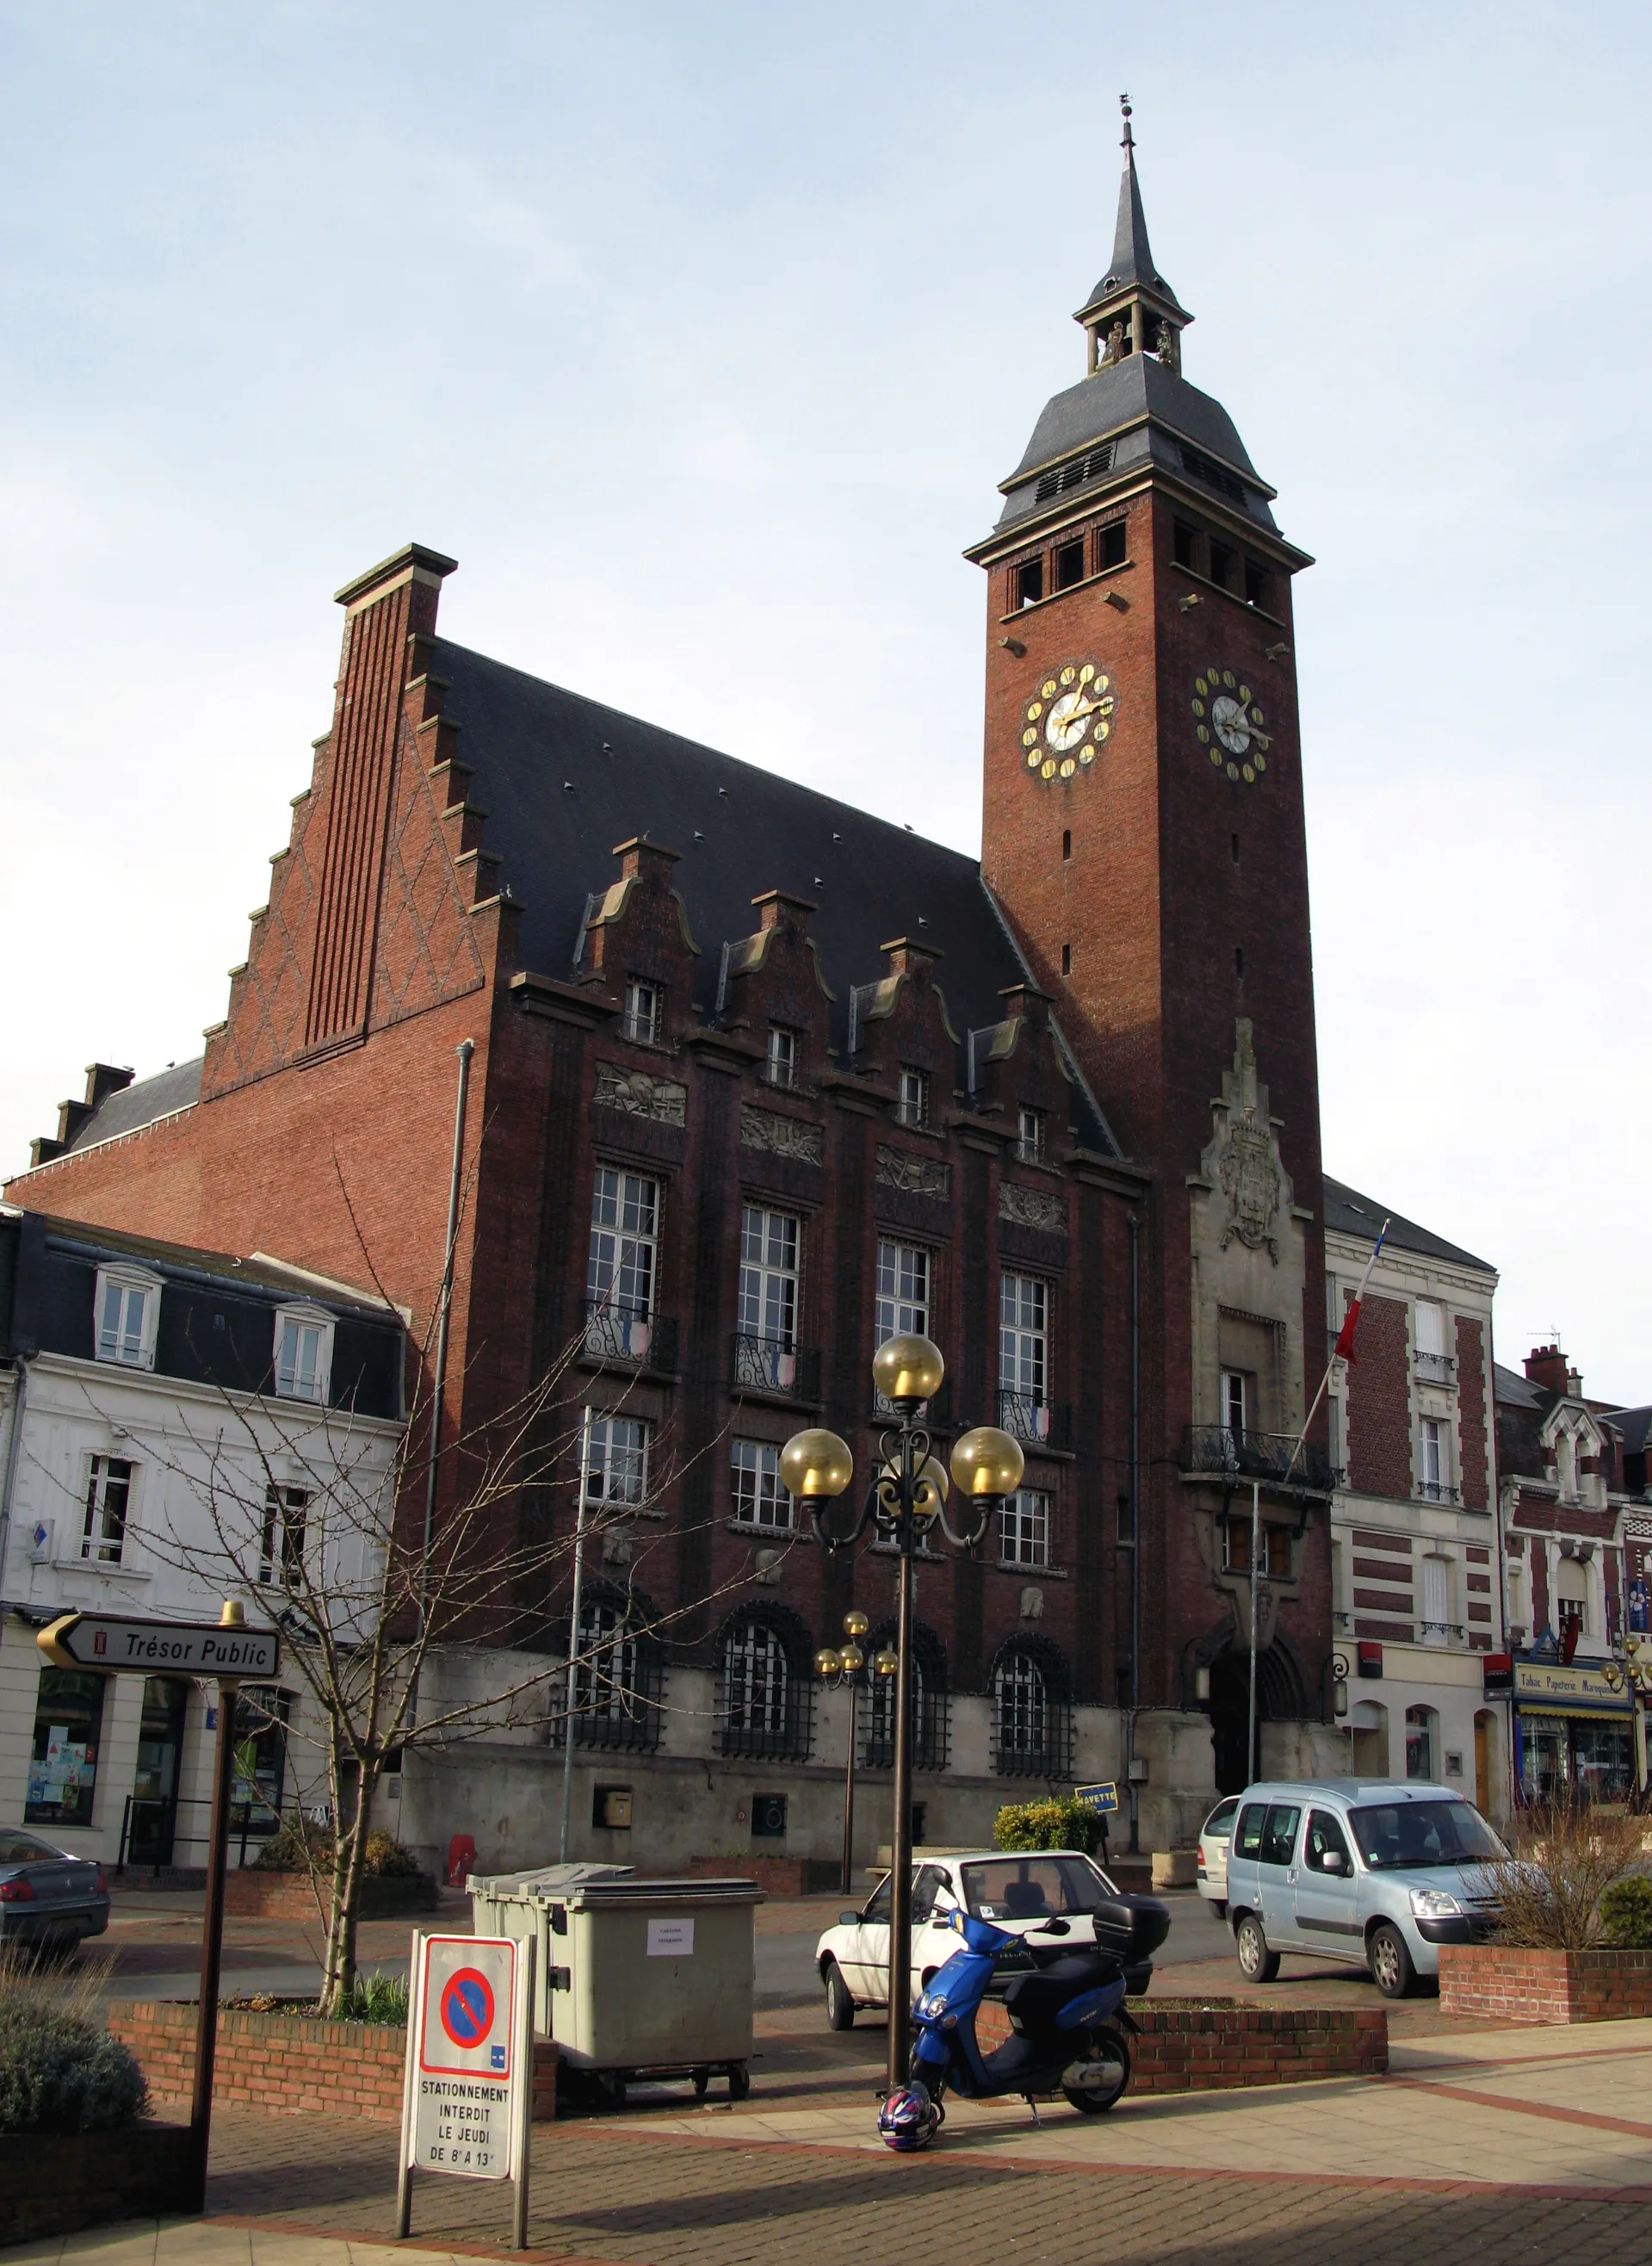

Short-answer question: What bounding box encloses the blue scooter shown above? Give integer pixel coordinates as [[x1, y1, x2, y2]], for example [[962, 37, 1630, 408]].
[[879, 1897, 1168, 2151]]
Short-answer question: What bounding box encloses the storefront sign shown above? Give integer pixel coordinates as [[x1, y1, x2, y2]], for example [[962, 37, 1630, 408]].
[[1482, 1652, 1514, 1697], [1513, 1659, 1633, 1714], [37, 1611, 280, 1679]]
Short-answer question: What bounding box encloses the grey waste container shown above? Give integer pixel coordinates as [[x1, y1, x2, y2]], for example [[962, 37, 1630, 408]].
[[468, 1865, 763, 2101]]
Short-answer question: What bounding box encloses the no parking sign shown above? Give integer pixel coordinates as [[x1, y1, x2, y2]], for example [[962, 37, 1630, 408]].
[[397, 1932, 535, 2248]]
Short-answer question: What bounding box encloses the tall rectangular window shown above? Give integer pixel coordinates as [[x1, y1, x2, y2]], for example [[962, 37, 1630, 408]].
[[587, 1168, 659, 1359], [731, 1439, 791, 1530], [622, 981, 662, 1044], [96, 1275, 154, 1368], [275, 1314, 331, 1402], [1015, 558, 1043, 609], [1222, 1368, 1247, 1442], [260, 1485, 310, 1588], [897, 1068, 929, 1128], [875, 1239, 930, 1346], [1208, 539, 1235, 590], [585, 1414, 650, 1508], [1172, 521, 1200, 571], [1099, 520, 1128, 570], [1420, 1553, 1451, 1644], [1415, 1300, 1445, 1357], [1420, 1416, 1446, 1499], [1243, 558, 1269, 609], [999, 1487, 1051, 1568], [82, 1456, 133, 1564], [1054, 538, 1086, 591], [764, 1026, 796, 1088], [999, 1273, 1049, 1439], [1017, 1105, 1046, 1163], [739, 1207, 798, 1350]]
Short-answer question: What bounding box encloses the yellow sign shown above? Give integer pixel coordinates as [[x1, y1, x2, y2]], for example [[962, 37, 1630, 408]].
[[1513, 1659, 1633, 1713]]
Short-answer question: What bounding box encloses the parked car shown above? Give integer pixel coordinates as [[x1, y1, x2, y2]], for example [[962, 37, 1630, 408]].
[[1222, 1779, 1506, 1998], [0, 1830, 110, 1950], [1196, 1796, 1241, 1916], [815, 1848, 1165, 2028]]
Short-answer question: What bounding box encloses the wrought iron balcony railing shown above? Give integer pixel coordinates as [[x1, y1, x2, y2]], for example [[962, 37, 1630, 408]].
[[1416, 1481, 1462, 1505], [1180, 1426, 1337, 1494], [1415, 1351, 1457, 1386], [581, 1299, 678, 1373], [997, 1391, 1073, 1452], [731, 1333, 822, 1402]]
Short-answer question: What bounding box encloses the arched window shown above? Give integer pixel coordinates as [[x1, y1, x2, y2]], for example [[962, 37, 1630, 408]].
[[991, 1638, 1073, 1779], [558, 1583, 663, 1752], [863, 1623, 950, 1774], [1405, 1704, 1438, 1782], [718, 1607, 813, 1761]]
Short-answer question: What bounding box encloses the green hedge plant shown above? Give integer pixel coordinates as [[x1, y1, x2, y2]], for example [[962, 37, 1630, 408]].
[[1599, 1873, 1652, 1950], [993, 1797, 1104, 1859], [0, 1999, 147, 2134]]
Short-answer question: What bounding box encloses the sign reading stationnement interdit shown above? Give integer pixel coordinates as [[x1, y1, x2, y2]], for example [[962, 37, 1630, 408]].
[[397, 1932, 535, 2248], [38, 1610, 280, 1679]]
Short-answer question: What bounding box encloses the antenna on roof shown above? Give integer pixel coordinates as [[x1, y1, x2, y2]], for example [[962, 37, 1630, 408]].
[[1120, 92, 1134, 152]]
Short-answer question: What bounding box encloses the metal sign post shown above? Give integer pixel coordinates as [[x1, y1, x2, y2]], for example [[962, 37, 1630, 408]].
[[36, 1600, 278, 2211], [397, 1929, 535, 2250]]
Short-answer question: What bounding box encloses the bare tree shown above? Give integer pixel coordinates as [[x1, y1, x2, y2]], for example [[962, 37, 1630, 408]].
[[133, 1324, 781, 2013]]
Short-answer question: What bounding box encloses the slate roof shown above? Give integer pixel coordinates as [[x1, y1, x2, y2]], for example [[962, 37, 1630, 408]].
[[1494, 1360, 1544, 1411], [65, 1057, 202, 1152], [1323, 1175, 1496, 1277], [1086, 139, 1179, 307], [15, 1208, 397, 1320], [1603, 1404, 1652, 1453]]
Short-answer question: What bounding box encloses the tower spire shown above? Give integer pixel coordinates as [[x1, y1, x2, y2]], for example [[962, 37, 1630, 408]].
[[1074, 98, 1189, 376]]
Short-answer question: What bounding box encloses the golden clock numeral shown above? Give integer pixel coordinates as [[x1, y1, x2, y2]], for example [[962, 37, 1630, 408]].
[[1021, 727, 1038, 748], [1196, 725, 1210, 745], [1026, 701, 1043, 721], [1093, 719, 1111, 743], [1239, 685, 1251, 703], [1209, 748, 1223, 765], [1079, 662, 1094, 683], [1060, 665, 1076, 685], [1041, 758, 1056, 779], [1241, 765, 1255, 783], [1191, 698, 1204, 717], [1194, 677, 1209, 697], [1226, 761, 1240, 778], [1042, 678, 1058, 698], [1060, 757, 1077, 777], [1250, 706, 1264, 725], [1254, 754, 1267, 772], [1079, 746, 1096, 765], [1026, 750, 1042, 769], [1222, 670, 1236, 688]]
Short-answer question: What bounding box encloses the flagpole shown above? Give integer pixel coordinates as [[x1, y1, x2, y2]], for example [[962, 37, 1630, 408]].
[[1247, 1477, 1261, 1783], [1281, 1218, 1389, 1486]]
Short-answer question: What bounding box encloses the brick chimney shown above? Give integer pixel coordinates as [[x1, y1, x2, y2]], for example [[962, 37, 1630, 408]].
[[1525, 1344, 1577, 1399]]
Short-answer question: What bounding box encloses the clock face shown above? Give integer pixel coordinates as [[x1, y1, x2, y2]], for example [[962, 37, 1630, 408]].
[[1191, 665, 1271, 785], [1019, 660, 1114, 783]]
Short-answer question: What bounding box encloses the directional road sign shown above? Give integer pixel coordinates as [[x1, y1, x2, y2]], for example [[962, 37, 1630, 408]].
[[37, 1610, 280, 1680]]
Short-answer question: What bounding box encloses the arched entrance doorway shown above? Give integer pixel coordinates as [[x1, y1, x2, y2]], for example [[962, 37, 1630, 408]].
[[1208, 1643, 1306, 1793]]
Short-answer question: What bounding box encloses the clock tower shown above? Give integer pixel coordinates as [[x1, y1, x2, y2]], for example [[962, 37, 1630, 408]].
[[968, 104, 1334, 1792]]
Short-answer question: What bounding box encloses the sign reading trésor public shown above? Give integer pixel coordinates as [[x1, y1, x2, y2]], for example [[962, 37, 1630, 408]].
[[38, 1611, 280, 1679]]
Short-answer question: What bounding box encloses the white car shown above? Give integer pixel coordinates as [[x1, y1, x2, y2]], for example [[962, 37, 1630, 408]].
[[1197, 1796, 1241, 1917], [814, 1848, 1156, 2029]]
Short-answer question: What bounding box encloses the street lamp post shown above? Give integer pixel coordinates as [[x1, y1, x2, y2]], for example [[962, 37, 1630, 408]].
[[782, 1332, 1025, 2096], [815, 1611, 898, 1896]]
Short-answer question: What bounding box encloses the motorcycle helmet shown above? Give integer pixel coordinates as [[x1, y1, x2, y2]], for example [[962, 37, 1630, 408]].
[[878, 2084, 940, 2152]]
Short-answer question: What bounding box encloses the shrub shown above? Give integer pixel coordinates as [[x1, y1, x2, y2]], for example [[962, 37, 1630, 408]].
[[331, 1970, 410, 2025], [1488, 1801, 1643, 1950], [993, 1797, 1104, 1859], [362, 1830, 423, 1879], [0, 1987, 147, 2134], [1599, 1873, 1652, 1949], [253, 1819, 421, 1879]]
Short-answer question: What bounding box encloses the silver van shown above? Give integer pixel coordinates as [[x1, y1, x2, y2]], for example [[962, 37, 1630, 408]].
[[1222, 1779, 1506, 1998]]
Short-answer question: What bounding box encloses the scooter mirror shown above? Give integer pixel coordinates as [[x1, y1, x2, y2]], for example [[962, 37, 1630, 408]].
[[1037, 1917, 1071, 1936]]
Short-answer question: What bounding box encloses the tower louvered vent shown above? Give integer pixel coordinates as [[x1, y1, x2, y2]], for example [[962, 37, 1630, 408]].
[[1034, 444, 1115, 505], [1177, 443, 1247, 505]]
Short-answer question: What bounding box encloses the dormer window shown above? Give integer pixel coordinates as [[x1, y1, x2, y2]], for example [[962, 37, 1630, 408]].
[[764, 1026, 796, 1089], [1017, 1106, 1047, 1164], [95, 1265, 160, 1371], [275, 1305, 333, 1404], [897, 1068, 930, 1129], [622, 981, 662, 1046]]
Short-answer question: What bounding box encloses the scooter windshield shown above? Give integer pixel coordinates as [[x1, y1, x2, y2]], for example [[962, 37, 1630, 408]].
[[944, 1906, 1018, 1955]]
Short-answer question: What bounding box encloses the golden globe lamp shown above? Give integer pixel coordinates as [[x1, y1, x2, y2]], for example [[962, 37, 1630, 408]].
[[870, 1332, 945, 1409], [950, 1425, 1026, 1502], [780, 1427, 855, 1501]]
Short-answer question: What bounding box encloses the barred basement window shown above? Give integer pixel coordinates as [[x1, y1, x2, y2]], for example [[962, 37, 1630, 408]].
[[863, 1622, 950, 1772], [991, 1638, 1073, 1777], [564, 1592, 663, 1751], [718, 1610, 812, 1760]]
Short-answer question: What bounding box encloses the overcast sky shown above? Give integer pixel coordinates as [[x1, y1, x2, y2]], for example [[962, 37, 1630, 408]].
[[2, 3, 1648, 1400]]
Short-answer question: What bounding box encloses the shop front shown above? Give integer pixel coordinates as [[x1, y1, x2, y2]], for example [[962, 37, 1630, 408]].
[[1512, 1656, 1637, 1803]]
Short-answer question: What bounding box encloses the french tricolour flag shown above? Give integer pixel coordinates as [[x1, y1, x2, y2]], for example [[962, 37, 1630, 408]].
[[1332, 1219, 1389, 1365]]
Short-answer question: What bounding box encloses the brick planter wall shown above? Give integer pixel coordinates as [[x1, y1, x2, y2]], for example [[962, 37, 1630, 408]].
[[223, 1869, 438, 1919], [108, 2002, 559, 2124], [973, 1997, 1387, 2090], [0, 2121, 198, 2244], [688, 1855, 832, 1896], [1439, 1945, 1652, 2024]]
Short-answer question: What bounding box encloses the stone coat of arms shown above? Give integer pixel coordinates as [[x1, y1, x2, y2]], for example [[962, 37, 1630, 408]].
[[1201, 1020, 1288, 1263]]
